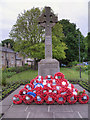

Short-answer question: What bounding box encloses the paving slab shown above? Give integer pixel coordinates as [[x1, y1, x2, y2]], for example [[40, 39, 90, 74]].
[[0, 84, 89, 119], [26, 105, 48, 112], [53, 111, 80, 118], [50, 104, 73, 112], [69, 103, 88, 112], [3, 111, 28, 118], [28, 112, 53, 118]]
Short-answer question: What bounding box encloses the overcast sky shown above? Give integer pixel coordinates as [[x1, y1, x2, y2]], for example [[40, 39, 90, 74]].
[[0, 0, 89, 43]]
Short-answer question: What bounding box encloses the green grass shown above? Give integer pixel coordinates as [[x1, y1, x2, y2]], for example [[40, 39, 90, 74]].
[[60, 67, 88, 82], [6, 69, 38, 83], [5, 67, 88, 83]]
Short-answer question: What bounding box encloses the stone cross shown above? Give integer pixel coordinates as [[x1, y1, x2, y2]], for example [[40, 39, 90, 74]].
[[38, 7, 59, 77], [38, 7, 58, 59]]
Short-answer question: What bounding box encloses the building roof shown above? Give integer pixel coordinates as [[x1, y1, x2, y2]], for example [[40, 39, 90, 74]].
[[0, 46, 15, 53]]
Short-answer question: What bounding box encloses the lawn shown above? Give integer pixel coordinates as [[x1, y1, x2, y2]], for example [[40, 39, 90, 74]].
[[6, 67, 88, 83]]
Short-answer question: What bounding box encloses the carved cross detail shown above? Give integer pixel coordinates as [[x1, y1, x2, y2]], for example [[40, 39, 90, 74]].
[[38, 7, 58, 59]]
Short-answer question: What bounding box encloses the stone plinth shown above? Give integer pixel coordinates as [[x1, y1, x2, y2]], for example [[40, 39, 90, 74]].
[[38, 58, 60, 78]]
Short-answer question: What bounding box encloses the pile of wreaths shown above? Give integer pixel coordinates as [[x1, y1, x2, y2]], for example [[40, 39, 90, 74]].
[[12, 72, 89, 105]]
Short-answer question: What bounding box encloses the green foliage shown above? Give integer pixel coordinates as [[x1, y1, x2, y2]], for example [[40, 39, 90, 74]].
[[2, 39, 14, 49], [4, 66, 31, 73], [30, 42, 45, 59], [74, 65, 88, 72], [52, 36, 67, 60], [2, 75, 6, 86], [52, 23, 67, 60], [2, 72, 16, 78], [9, 7, 44, 58], [67, 61, 79, 67], [59, 19, 87, 64]]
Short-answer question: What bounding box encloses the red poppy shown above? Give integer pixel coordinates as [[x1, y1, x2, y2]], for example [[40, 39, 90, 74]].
[[56, 94, 66, 104], [44, 93, 55, 104], [35, 75, 43, 83], [58, 88, 67, 97], [30, 79, 38, 85], [33, 87, 43, 94], [19, 89, 28, 96], [34, 94, 44, 104], [67, 94, 77, 104], [23, 94, 33, 104], [24, 83, 34, 90], [78, 93, 89, 104], [45, 75, 53, 81], [54, 72, 65, 81], [12, 94, 23, 104], [60, 79, 68, 88]]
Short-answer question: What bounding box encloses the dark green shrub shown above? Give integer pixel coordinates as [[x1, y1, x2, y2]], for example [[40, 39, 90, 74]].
[[74, 65, 88, 71], [68, 61, 79, 67], [2, 75, 6, 86]]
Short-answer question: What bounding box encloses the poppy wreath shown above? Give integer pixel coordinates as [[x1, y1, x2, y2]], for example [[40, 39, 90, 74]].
[[45, 75, 53, 81], [35, 75, 43, 83], [54, 72, 65, 81], [72, 88, 79, 96], [66, 88, 73, 96], [58, 88, 67, 97], [52, 85, 60, 95], [67, 83, 74, 95], [78, 93, 89, 104], [56, 94, 66, 104], [77, 90, 87, 101], [51, 79, 57, 86], [19, 89, 28, 96], [46, 82, 52, 88], [42, 79, 47, 85], [45, 93, 55, 104], [12, 94, 23, 104], [54, 85, 61, 93], [52, 87, 58, 96], [33, 86, 43, 95], [24, 83, 34, 91], [34, 94, 44, 104], [60, 79, 68, 88], [67, 83, 74, 90], [52, 89, 58, 101], [30, 79, 38, 85], [23, 94, 33, 104], [67, 94, 77, 104], [34, 83, 44, 88], [42, 86, 49, 96]]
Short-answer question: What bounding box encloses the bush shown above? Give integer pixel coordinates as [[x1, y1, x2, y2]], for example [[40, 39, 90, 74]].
[[4, 66, 31, 73], [74, 65, 88, 72], [2, 75, 6, 86], [68, 61, 79, 67], [2, 72, 16, 78]]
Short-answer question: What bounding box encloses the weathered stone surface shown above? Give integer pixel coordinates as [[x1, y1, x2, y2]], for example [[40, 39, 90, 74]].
[[38, 7, 60, 77], [38, 58, 60, 78]]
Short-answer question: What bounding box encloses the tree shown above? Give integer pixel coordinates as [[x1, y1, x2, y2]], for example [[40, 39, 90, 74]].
[[59, 19, 86, 65], [9, 7, 44, 69], [84, 32, 89, 61], [2, 39, 14, 49], [9, 7, 67, 69], [52, 23, 67, 61]]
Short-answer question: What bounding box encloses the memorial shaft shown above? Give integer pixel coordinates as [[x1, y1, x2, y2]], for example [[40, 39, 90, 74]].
[[38, 7, 60, 77]]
